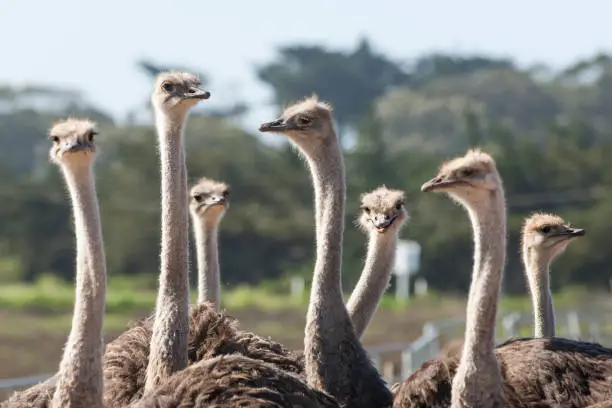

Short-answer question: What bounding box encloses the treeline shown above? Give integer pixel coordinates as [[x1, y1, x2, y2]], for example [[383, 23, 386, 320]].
[[1, 40, 612, 294]]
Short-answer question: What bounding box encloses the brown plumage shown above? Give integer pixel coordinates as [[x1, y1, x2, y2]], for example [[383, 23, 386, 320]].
[[102, 302, 304, 407], [130, 354, 337, 408], [1, 376, 56, 408], [586, 401, 612, 408], [392, 337, 612, 407]]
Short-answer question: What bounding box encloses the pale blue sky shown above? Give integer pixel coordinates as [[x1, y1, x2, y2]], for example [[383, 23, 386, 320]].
[[1, 0, 610, 126]]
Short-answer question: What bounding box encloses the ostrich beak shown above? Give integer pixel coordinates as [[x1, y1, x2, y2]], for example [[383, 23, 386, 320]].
[[421, 175, 463, 192], [184, 87, 211, 100], [565, 228, 585, 237], [259, 118, 287, 132]]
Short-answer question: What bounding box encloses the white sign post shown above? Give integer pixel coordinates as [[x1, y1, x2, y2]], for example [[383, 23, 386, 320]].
[[393, 240, 421, 301]]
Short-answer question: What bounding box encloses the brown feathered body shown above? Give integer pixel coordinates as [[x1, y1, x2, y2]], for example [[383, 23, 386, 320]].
[[129, 354, 337, 408], [0, 376, 57, 408], [3, 303, 303, 408], [585, 400, 612, 408], [393, 337, 612, 407], [103, 302, 304, 407]]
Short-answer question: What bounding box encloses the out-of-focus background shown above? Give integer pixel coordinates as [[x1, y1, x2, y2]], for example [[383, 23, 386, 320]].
[[2, 0, 612, 396]]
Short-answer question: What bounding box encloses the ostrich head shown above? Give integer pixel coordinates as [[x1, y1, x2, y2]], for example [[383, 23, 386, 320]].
[[258, 94, 335, 155], [48, 118, 98, 165], [522, 213, 585, 263], [151, 71, 211, 117], [358, 186, 409, 234], [189, 177, 230, 222], [420, 148, 502, 206]]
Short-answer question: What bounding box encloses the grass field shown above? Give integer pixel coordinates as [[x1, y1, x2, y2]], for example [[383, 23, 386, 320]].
[[1, 276, 610, 400]]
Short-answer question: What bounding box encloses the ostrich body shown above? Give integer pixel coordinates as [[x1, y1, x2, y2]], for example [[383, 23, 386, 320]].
[[1, 376, 57, 408], [3, 120, 107, 408], [129, 354, 337, 408], [392, 336, 612, 407], [189, 177, 230, 308], [392, 149, 612, 407], [259, 96, 392, 407], [105, 303, 305, 407], [346, 186, 408, 338], [103, 173, 300, 406], [145, 71, 210, 391], [522, 212, 585, 338], [587, 400, 612, 408]]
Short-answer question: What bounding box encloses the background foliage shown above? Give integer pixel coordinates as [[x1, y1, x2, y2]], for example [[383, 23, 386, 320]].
[[2, 43, 612, 295]]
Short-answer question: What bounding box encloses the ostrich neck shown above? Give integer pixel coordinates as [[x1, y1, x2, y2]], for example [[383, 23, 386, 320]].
[[193, 217, 220, 309], [53, 165, 106, 408], [304, 139, 392, 407], [145, 115, 190, 391], [523, 249, 555, 338], [346, 231, 398, 338], [460, 190, 507, 362], [306, 143, 346, 320], [451, 188, 507, 408]]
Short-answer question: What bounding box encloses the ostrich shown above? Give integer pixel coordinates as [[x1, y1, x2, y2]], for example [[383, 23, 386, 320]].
[[392, 149, 612, 407], [522, 212, 585, 338], [2, 119, 107, 408], [421, 148, 508, 408], [145, 71, 211, 391], [346, 186, 409, 338], [436, 212, 584, 357], [189, 177, 230, 309], [259, 95, 393, 407], [102, 75, 300, 407], [102, 71, 211, 406]]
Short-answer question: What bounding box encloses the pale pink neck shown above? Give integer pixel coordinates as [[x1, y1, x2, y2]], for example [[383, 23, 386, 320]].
[[303, 138, 392, 407], [193, 216, 220, 309], [452, 189, 507, 407], [306, 144, 346, 318], [145, 114, 191, 391], [523, 248, 555, 338], [52, 164, 106, 408], [461, 193, 507, 360], [346, 230, 398, 338]]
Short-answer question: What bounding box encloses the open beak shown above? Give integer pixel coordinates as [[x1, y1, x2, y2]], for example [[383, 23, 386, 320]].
[[372, 216, 397, 233], [259, 118, 287, 132], [184, 87, 211, 100], [421, 175, 463, 192]]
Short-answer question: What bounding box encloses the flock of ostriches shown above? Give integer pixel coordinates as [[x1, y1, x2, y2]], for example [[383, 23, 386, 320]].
[[3, 71, 612, 408]]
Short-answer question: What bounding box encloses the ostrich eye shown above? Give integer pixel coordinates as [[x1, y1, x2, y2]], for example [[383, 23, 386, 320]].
[[540, 226, 551, 234], [162, 82, 175, 93], [363, 207, 370, 214], [88, 131, 97, 142], [49, 135, 60, 143], [461, 168, 476, 177], [223, 190, 230, 197], [193, 194, 204, 203], [395, 202, 403, 210], [297, 116, 312, 127]]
